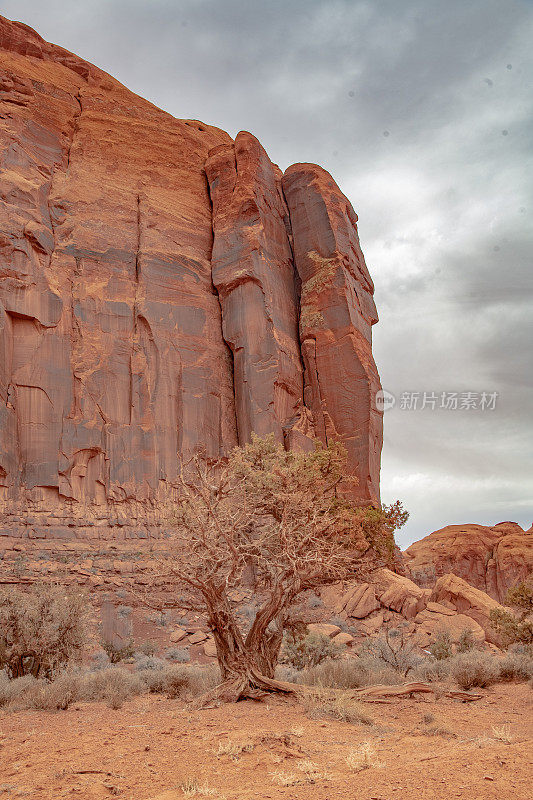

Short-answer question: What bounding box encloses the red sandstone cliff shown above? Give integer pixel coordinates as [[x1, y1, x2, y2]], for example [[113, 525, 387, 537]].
[[0, 16, 382, 532]]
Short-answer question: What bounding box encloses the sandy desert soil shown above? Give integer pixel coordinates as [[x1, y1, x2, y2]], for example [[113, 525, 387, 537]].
[[0, 683, 531, 800]]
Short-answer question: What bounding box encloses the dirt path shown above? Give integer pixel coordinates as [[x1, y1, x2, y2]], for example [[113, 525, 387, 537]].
[[1, 684, 532, 799]]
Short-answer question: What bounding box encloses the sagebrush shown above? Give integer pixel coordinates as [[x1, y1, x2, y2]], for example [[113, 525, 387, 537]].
[[0, 584, 88, 679]]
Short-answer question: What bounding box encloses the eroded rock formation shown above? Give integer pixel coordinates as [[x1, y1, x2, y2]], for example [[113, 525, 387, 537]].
[[405, 522, 533, 602], [0, 15, 382, 536], [282, 164, 383, 500]]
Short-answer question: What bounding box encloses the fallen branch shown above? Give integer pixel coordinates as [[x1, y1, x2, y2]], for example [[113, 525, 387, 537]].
[[354, 682, 483, 702]]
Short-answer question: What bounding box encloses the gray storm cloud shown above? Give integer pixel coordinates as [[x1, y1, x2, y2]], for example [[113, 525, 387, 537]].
[[3, 0, 532, 545]]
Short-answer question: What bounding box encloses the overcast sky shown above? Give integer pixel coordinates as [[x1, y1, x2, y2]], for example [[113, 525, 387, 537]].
[[3, 0, 532, 547]]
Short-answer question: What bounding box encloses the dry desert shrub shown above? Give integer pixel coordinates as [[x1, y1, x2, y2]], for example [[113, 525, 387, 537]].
[[140, 664, 220, 698], [81, 667, 144, 708], [165, 647, 191, 663], [0, 673, 35, 707], [359, 628, 422, 676], [1, 671, 83, 711], [497, 650, 533, 681], [456, 628, 477, 653], [101, 639, 135, 664], [6, 668, 144, 711], [297, 655, 404, 689], [490, 607, 533, 646], [0, 584, 88, 679], [449, 651, 499, 689], [429, 629, 453, 660], [142, 664, 192, 698], [303, 687, 374, 725], [280, 631, 343, 669], [415, 658, 452, 682], [0, 662, 221, 712], [490, 578, 533, 646], [19, 672, 84, 710]]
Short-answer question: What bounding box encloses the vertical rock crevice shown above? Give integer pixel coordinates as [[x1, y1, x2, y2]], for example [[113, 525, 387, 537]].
[[205, 131, 306, 448], [204, 167, 239, 447]]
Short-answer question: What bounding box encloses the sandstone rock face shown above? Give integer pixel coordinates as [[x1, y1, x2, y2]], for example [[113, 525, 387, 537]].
[[0, 15, 236, 513], [282, 165, 383, 500], [405, 522, 533, 602], [0, 15, 382, 536], [206, 133, 305, 446]]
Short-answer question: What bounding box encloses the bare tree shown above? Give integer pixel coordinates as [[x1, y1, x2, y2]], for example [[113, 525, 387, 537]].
[[153, 435, 407, 702]]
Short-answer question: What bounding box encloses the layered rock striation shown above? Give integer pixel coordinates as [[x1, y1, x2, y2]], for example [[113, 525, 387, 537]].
[[0, 15, 382, 538]]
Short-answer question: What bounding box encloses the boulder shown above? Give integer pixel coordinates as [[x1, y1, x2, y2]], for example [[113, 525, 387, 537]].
[[413, 611, 485, 647], [319, 583, 344, 610], [307, 623, 341, 638], [333, 632, 354, 647], [203, 639, 217, 658], [374, 568, 428, 618], [430, 573, 505, 644], [426, 601, 455, 615], [344, 583, 380, 618], [358, 612, 384, 636], [169, 628, 187, 644], [188, 630, 209, 645]]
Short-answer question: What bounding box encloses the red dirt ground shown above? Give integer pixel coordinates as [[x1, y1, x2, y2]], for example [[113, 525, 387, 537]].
[[1, 683, 532, 799]]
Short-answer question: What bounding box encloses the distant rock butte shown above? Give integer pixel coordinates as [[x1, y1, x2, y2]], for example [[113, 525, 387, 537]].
[[0, 15, 383, 535], [404, 522, 533, 602]]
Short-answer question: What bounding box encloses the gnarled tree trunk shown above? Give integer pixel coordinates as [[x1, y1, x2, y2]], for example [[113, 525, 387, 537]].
[[202, 584, 297, 702]]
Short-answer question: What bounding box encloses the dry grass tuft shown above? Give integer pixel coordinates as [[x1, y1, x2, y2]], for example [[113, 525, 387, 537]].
[[346, 741, 384, 771], [270, 770, 305, 787], [214, 739, 254, 761], [270, 761, 332, 787], [422, 725, 457, 739], [303, 687, 374, 726], [180, 778, 226, 797], [290, 726, 305, 737], [491, 725, 513, 743]]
